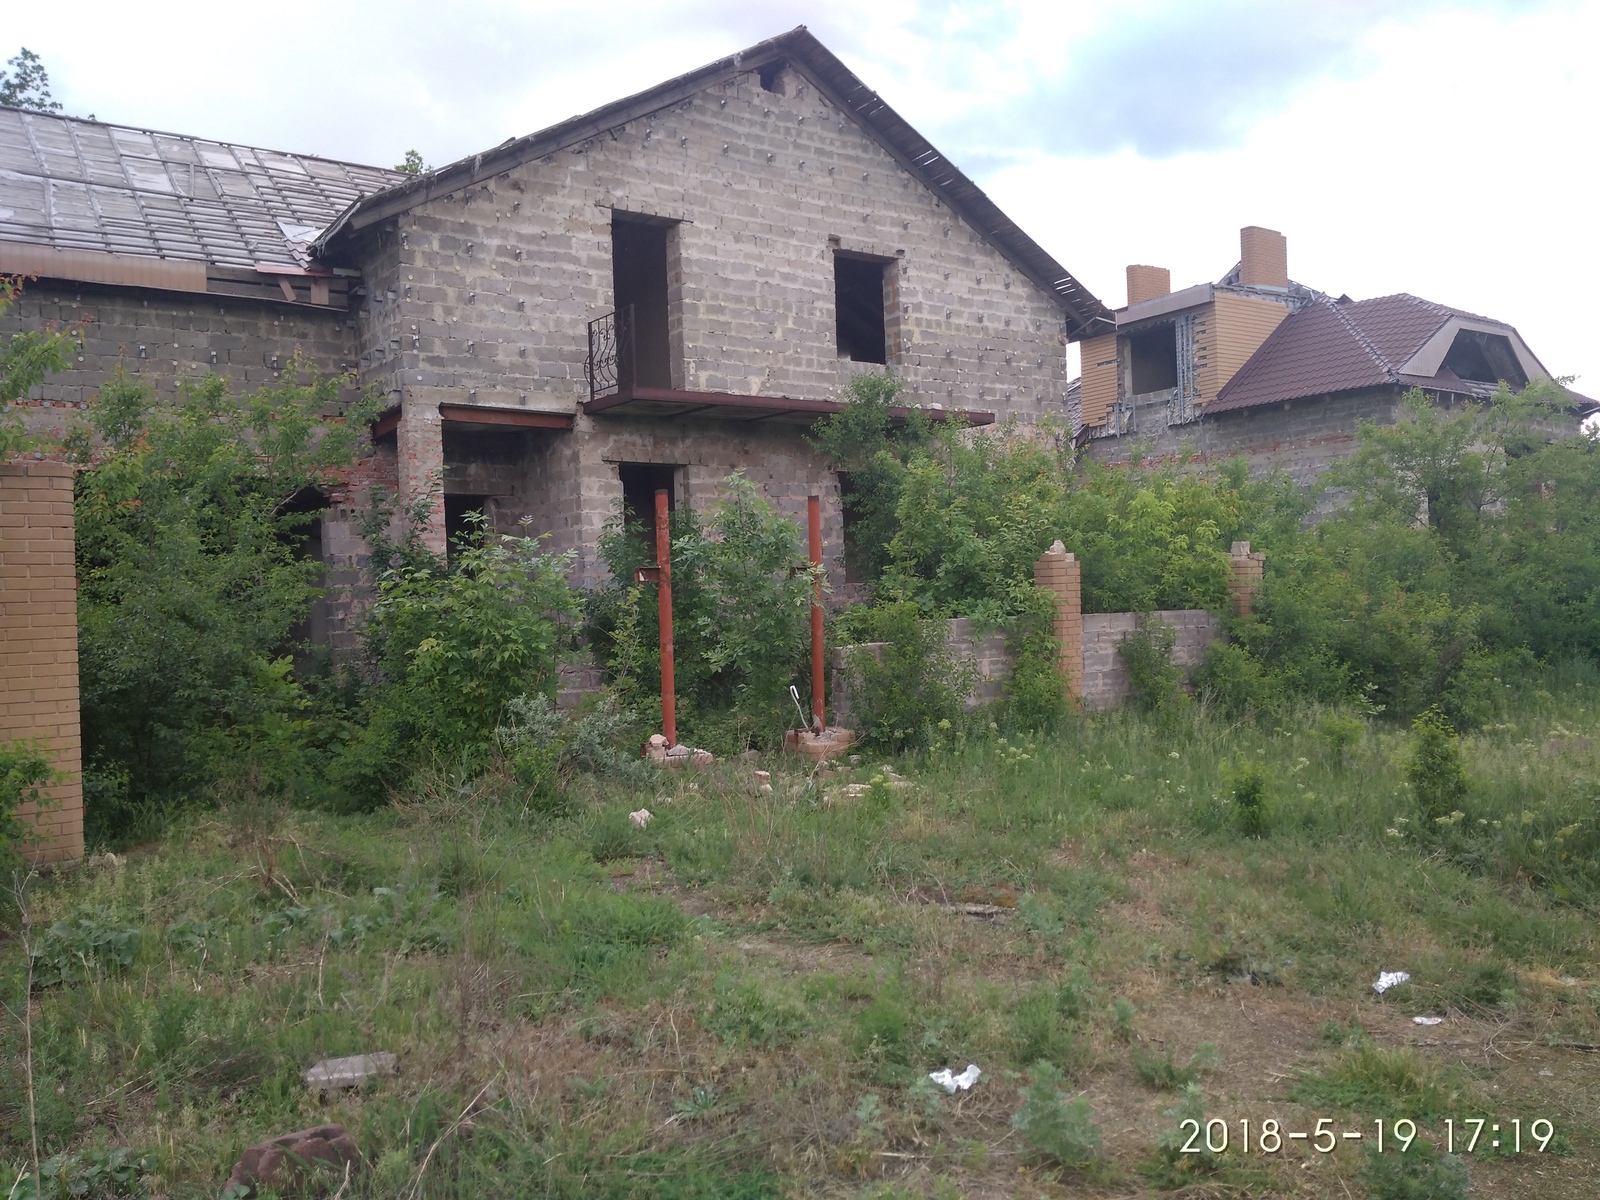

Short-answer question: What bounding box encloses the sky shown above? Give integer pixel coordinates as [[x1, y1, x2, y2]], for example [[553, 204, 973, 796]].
[[8, 0, 1598, 388]]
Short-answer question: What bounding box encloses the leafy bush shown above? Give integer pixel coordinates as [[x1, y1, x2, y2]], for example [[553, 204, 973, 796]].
[[1406, 707, 1468, 819], [333, 519, 579, 807], [1118, 616, 1184, 714], [0, 1146, 158, 1200], [1314, 710, 1364, 762], [0, 739, 52, 867], [591, 473, 816, 751], [495, 693, 649, 807], [1010, 1061, 1103, 1171], [0, 277, 74, 459], [1142, 1084, 1227, 1185], [1224, 757, 1273, 838], [838, 603, 976, 752], [29, 911, 142, 987], [70, 366, 379, 839]]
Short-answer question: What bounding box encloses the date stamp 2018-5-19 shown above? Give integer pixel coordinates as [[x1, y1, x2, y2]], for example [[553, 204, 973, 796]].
[[1178, 1117, 1556, 1156]]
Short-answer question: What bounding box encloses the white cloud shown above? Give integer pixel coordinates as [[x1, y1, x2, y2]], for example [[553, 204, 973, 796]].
[[6, 0, 1594, 385]]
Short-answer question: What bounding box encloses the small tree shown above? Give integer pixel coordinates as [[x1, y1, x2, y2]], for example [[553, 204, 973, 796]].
[[0, 278, 75, 458], [0, 49, 62, 114], [1406, 706, 1467, 819]]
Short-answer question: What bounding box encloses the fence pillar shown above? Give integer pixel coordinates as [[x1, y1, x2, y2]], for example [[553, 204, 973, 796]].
[[397, 398, 445, 557], [1229, 541, 1266, 616], [0, 462, 84, 864], [1033, 540, 1082, 705]]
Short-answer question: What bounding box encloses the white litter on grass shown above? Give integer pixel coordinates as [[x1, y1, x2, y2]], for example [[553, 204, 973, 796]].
[[1373, 970, 1411, 994], [628, 809, 653, 829], [928, 1064, 981, 1093], [1412, 1015, 1445, 1026]]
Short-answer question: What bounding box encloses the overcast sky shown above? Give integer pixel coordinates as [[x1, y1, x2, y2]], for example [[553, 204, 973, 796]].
[[9, 1, 1598, 387]]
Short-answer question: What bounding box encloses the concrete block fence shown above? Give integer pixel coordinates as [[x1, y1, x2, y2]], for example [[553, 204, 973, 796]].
[[831, 541, 1260, 720]]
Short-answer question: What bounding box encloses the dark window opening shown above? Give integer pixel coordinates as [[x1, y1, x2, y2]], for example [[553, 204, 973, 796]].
[[612, 215, 672, 389], [1442, 329, 1527, 387], [838, 472, 869, 584], [757, 61, 785, 93], [282, 487, 330, 650], [835, 255, 887, 364], [1128, 323, 1179, 394], [619, 462, 677, 550], [445, 494, 487, 562]]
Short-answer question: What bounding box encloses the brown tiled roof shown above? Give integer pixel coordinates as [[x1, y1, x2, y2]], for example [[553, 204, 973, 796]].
[[1211, 293, 1527, 413]]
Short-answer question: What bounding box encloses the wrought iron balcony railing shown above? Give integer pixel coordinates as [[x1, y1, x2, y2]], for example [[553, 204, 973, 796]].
[[586, 304, 634, 403]]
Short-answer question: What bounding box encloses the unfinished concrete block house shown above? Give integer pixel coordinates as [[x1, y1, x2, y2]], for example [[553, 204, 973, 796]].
[[0, 27, 1113, 644], [1076, 226, 1591, 483]]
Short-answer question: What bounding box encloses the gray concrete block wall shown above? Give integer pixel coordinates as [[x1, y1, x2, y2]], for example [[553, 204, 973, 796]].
[[1080, 609, 1222, 710], [1082, 388, 1403, 488], [355, 62, 1072, 421], [2, 281, 357, 442], [832, 609, 1223, 722]]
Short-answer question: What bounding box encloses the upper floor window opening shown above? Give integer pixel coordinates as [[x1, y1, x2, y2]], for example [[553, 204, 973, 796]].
[[1128, 323, 1178, 395], [835, 253, 888, 365]]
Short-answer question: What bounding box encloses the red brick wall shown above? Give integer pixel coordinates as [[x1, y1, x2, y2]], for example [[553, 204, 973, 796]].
[[0, 461, 84, 863]]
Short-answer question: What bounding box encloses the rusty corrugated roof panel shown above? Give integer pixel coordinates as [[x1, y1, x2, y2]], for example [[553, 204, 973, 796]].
[[313, 26, 1112, 338], [0, 107, 401, 271]]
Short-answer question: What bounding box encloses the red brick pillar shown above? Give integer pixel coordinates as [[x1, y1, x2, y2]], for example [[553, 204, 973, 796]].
[[0, 462, 84, 864], [1229, 541, 1265, 617], [397, 397, 445, 557], [1033, 540, 1083, 705]]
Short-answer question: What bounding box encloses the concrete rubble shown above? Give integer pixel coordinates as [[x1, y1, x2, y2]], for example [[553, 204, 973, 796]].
[[303, 1052, 398, 1092]]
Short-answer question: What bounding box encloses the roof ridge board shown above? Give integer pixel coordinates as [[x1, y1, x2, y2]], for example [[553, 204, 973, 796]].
[[311, 27, 1111, 333], [1, 105, 400, 178]]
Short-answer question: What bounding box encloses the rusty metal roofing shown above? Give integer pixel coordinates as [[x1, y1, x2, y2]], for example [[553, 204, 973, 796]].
[[313, 27, 1112, 338], [1211, 293, 1540, 413], [0, 107, 401, 270]]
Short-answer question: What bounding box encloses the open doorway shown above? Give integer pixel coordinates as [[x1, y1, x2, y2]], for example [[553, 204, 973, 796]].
[[445, 494, 487, 563], [618, 462, 677, 551], [612, 215, 672, 389]]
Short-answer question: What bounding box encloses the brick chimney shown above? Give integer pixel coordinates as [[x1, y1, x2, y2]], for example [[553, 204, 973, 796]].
[[1239, 226, 1287, 289], [1125, 264, 1171, 307]]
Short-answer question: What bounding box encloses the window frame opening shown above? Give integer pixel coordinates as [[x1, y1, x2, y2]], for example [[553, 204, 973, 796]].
[[618, 462, 679, 551], [1442, 329, 1527, 388], [834, 253, 889, 365], [1127, 322, 1179, 395], [611, 213, 674, 390]]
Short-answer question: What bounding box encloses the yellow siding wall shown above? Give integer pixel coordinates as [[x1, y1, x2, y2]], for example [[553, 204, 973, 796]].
[[1079, 333, 1119, 427], [1197, 294, 1288, 404]]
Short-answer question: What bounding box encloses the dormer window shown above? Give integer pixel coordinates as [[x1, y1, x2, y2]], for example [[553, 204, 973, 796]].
[[1441, 329, 1526, 387]]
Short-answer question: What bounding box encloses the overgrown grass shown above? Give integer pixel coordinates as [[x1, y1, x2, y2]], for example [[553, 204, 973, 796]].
[[3, 684, 1597, 1196]]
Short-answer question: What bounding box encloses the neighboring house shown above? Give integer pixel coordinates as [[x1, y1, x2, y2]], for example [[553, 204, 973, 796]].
[[0, 27, 1111, 643], [1077, 227, 1591, 485]]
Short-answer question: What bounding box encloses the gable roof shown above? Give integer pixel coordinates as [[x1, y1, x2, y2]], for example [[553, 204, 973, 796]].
[[312, 27, 1112, 338], [0, 106, 401, 271], [1210, 293, 1554, 413]]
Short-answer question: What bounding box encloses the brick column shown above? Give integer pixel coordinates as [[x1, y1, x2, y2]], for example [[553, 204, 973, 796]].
[[397, 396, 445, 557], [1033, 540, 1083, 705], [1229, 541, 1265, 616], [0, 462, 84, 864]]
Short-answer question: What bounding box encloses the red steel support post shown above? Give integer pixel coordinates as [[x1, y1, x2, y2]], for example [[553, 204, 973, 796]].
[[655, 489, 677, 747], [808, 494, 825, 731]]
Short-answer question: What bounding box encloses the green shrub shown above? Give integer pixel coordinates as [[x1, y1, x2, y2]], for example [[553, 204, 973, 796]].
[[1195, 640, 1282, 717], [1360, 1140, 1467, 1200], [1118, 616, 1185, 714], [1406, 706, 1468, 819], [0, 739, 52, 867], [591, 473, 816, 751], [0, 1146, 158, 1200], [333, 519, 579, 807], [29, 911, 142, 987], [1132, 1042, 1219, 1090], [839, 602, 976, 752], [1224, 757, 1273, 838], [71, 368, 380, 838], [1314, 710, 1364, 762], [1010, 1061, 1103, 1171], [1142, 1084, 1227, 1185]]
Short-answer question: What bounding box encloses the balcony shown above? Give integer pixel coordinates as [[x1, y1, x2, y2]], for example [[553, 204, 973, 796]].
[[584, 306, 994, 428]]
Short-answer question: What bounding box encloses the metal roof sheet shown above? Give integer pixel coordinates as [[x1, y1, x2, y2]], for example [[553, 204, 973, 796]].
[[0, 106, 401, 270]]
